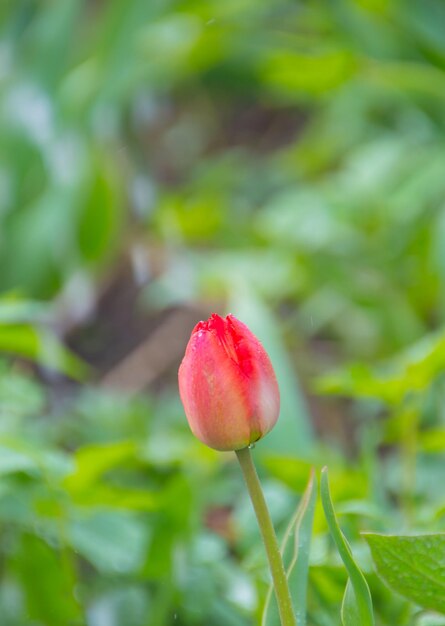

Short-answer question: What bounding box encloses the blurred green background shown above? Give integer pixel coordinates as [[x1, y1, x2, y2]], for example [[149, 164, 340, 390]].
[[2, 0, 445, 624]]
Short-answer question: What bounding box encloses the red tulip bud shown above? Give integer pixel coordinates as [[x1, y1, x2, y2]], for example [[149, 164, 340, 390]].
[[178, 313, 280, 451]]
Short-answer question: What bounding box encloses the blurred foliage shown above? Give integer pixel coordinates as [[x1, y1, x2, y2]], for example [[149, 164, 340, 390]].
[[2, 0, 445, 624], [0, 293, 86, 377]]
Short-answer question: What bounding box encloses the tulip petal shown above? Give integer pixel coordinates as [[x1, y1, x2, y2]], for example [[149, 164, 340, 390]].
[[178, 314, 280, 451], [179, 328, 251, 450], [227, 315, 280, 437]]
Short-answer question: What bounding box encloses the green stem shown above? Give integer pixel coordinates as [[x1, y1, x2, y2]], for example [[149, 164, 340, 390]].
[[236, 447, 297, 626]]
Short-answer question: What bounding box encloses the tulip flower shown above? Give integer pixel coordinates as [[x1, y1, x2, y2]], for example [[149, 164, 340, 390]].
[[178, 313, 280, 451], [179, 313, 297, 626]]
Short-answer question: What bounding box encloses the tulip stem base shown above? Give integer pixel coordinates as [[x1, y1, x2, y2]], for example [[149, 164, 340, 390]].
[[236, 447, 297, 626]]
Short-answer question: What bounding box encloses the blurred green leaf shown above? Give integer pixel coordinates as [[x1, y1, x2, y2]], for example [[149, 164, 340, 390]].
[[317, 330, 445, 405], [364, 533, 445, 614], [321, 468, 374, 626], [77, 158, 123, 263], [0, 294, 86, 377], [0, 443, 37, 476], [261, 49, 357, 98], [367, 60, 445, 100], [419, 428, 445, 453], [64, 441, 158, 510], [0, 369, 46, 420], [13, 533, 82, 626], [0, 324, 86, 379], [0, 296, 49, 324], [69, 511, 148, 574], [342, 578, 361, 626], [64, 440, 137, 492]]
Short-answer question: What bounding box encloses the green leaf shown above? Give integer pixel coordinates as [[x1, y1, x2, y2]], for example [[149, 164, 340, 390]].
[[0, 295, 86, 378], [286, 469, 317, 626], [0, 296, 49, 324], [320, 468, 374, 626], [64, 440, 137, 492], [0, 324, 86, 379], [261, 49, 356, 98], [341, 579, 361, 626], [364, 533, 445, 614], [0, 443, 37, 476], [317, 331, 445, 406], [13, 534, 82, 625], [261, 469, 317, 626], [69, 511, 148, 574], [0, 369, 46, 418], [77, 158, 123, 263], [64, 440, 159, 510]]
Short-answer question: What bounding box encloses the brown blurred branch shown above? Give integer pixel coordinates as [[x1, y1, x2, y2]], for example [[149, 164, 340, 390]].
[[100, 308, 199, 394]]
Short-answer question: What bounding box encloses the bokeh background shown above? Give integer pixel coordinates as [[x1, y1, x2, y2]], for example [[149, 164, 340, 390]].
[[2, 1, 445, 624]]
